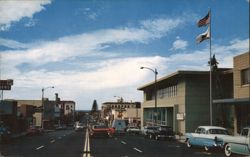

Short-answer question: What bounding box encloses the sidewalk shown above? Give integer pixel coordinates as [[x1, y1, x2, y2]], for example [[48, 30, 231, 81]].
[[176, 135, 186, 143]]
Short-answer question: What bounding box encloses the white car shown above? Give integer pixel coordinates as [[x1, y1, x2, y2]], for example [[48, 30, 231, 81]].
[[126, 126, 141, 135], [185, 126, 230, 151], [75, 122, 85, 131], [223, 127, 250, 156]]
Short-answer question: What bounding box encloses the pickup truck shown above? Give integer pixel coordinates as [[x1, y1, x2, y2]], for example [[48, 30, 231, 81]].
[[223, 127, 250, 157]]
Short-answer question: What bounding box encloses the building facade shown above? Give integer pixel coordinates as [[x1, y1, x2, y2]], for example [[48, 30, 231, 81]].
[[214, 52, 250, 134], [138, 69, 234, 134], [101, 101, 141, 126]]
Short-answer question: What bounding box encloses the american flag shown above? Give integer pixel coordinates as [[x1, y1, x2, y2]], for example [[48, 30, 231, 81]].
[[197, 12, 210, 27]]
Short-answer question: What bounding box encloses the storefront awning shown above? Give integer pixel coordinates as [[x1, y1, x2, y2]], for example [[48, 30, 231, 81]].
[[213, 98, 250, 105]]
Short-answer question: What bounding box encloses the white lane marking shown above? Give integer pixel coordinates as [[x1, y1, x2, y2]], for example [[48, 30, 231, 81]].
[[121, 141, 127, 144], [50, 139, 55, 143], [83, 129, 91, 157], [195, 152, 212, 155], [36, 145, 44, 150], [133, 147, 143, 153]]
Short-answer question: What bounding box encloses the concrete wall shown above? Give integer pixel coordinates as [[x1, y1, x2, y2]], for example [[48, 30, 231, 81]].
[[234, 52, 250, 98], [140, 79, 186, 133], [185, 75, 210, 132]]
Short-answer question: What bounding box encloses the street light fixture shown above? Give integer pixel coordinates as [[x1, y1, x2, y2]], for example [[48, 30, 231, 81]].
[[140, 66, 158, 126], [41, 86, 54, 129]]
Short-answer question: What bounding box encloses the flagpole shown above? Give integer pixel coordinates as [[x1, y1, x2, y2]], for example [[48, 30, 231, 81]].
[[209, 9, 213, 126]]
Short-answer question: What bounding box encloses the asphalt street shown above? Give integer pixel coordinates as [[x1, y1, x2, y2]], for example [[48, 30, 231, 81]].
[[0, 129, 242, 157], [0, 129, 84, 157]]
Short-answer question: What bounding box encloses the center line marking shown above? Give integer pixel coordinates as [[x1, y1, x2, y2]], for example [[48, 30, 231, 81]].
[[133, 147, 143, 153], [36, 145, 44, 150], [121, 141, 127, 144]]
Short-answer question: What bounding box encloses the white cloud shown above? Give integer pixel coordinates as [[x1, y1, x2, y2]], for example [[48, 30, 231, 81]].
[[140, 18, 183, 39], [24, 19, 38, 27], [1, 17, 184, 69], [170, 37, 188, 51], [0, 38, 29, 49], [0, 0, 51, 31], [1, 13, 248, 109]]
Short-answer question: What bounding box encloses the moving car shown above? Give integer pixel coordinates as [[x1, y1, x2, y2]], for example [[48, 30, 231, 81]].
[[0, 125, 11, 143], [185, 126, 230, 151], [26, 126, 43, 136], [112, 119, 126, 135], [89, 124, 114, 138], [126, 126, 141, 135], [75, 122, 85, 131], [223, 127, 250, 156]]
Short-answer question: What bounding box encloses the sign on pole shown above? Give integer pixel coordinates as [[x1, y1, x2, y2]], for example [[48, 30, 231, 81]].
[[0, 79, 13, 90]]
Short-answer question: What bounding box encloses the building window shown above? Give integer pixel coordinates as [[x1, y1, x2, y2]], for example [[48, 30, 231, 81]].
[[157, 85, 177, 99], [241, 68, 250, 85]]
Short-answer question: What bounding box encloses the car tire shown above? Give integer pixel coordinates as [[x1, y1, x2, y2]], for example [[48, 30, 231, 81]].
[[224, 144, 232, 157], [149, 134, 153, 139], [186, 139, 191, 148]]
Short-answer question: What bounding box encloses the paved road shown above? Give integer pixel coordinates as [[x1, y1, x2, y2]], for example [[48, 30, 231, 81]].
[[90, 134, 228, 157], [0, 129, 243, 157], [0, 129, 85, 157]]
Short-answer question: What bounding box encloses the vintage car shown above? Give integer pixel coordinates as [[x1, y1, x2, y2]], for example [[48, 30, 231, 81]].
[[126, 126, 141, 135], [26, 126, 44, 136], [142, 125, 175, 140], [0, 125, 11, 143], [185, 126, 230, 151], [223, 127, 250, 157], [89, 124, 115, 138]]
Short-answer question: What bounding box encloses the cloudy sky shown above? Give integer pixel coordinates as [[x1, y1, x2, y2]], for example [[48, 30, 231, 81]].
[[0, 0, 249, 110]]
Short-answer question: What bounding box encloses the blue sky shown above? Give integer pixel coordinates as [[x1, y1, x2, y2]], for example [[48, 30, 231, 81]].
[[0, 0, 249, 110]]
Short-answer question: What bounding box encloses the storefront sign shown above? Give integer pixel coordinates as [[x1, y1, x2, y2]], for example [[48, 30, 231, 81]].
[[176, 113, 185, 120]]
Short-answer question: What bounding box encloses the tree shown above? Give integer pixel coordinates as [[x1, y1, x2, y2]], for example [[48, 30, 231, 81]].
[[91, 100, 98, 112]]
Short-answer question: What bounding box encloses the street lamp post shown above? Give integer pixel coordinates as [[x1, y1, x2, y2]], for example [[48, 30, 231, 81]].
[[140, 66, 158, 126], [41, 86, 54, 129]]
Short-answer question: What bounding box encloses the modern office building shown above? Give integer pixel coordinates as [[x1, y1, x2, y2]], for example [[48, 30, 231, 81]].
[[138, 70, 209, 134], [138, 52, 249, 135], [214, 52, 250, 134]]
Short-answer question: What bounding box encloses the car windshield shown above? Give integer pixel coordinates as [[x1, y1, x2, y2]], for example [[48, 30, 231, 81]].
[[208, 129, 229, 135], [159, 126, 172, 131], [94, 125, 107, 129]]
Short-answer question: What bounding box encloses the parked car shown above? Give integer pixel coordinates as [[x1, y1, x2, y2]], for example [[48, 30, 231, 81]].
[[143, 125, 175, 140], [126, 126, 141, 135], [0, 125, 11, 143], [89, 124, 114, 138], [56, 124, 67, 130], [141, 125, 157, 137], [223, 127, 250, 157], [26, 126, 44, 136], [111, 119, 126, 135], [185, 126, 230, 151], [75, 122, 85, 131]]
